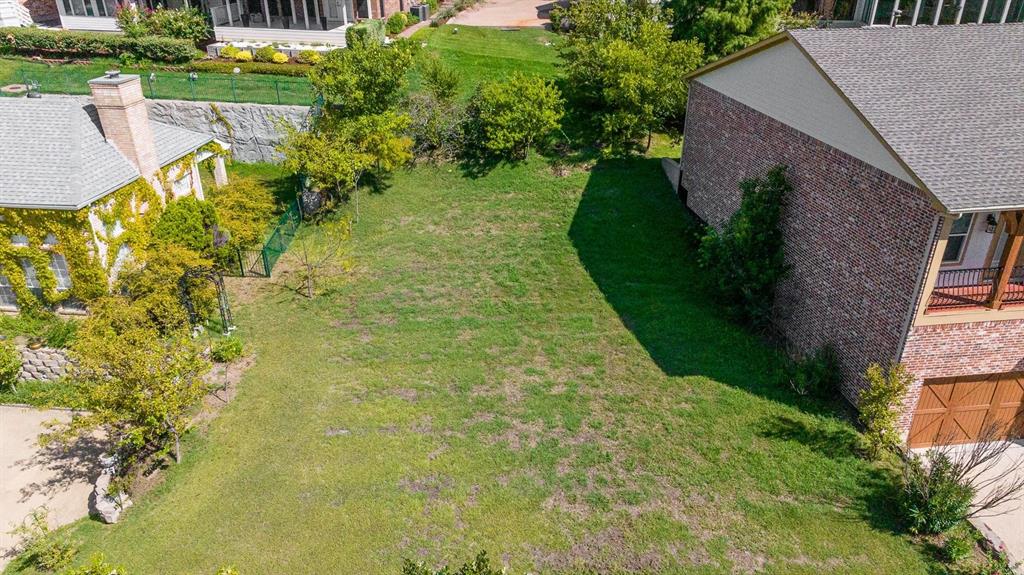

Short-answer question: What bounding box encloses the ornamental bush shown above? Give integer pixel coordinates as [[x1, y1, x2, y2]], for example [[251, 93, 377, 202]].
[[271, 51, 289, 64], [467, 73, 564, 159], [116, 5, 211, 46], [0, 341, 20, 391], [152, 196, 218, 256], [207, 177, 276, 256], [219, 44, 240, 58], [188, 58, 309, 76], [859, 362, 912, 459], [0, 26, 195, 63], [10, 507, 80, 572], [211, 336, 243, 362], [254, 45, 277, 62], [698, 165, 790, 331], [345, 19, 386, 46], [234, 50, 253, 62], [901, 452, 975, 534], [386, 12, 408, 34], [297, 49, 322, 64]]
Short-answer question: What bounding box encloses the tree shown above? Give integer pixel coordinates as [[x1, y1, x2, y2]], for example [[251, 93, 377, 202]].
[[152, 196, 218, 256], [556, 0, 703, 154], [308, 37, 415, 118], [698, 165, 789, 330], [279, 111, 411, 222], [420, 56, 459, 103], [858, 362, 912, 459], [207, 177, 277, 253], [45, 297, 209, 468], [290, 217, 352, 298], [469, 73, 564, 159], [666, 0, 794, 61]]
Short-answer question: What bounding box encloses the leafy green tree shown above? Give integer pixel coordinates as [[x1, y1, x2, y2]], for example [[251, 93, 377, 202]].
[[666, 0, 793, 61], [859, 362, 912, 459], [556, 0, 703, 154], [117, 243, 214, 334], [280, 111, 411, 221], [152, 196, 218, 256], [207, 177, 276, 253], [46, 296, 209, 467], [309, 37, 415, 118], [698, 165, 789, 330], [469, 73, 564, 159]]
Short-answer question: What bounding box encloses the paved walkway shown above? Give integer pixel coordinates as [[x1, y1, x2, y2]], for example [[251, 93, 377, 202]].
[[449, 0, 562, 27], [965, 440, 1024, 573], [0, 406, 103, 568]]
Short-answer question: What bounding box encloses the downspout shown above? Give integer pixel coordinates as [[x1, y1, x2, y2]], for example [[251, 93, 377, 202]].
[[895, 212, 943, 363]]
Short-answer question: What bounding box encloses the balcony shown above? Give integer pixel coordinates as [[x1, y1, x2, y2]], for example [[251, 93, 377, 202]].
[[927, 265, 1024, 312]]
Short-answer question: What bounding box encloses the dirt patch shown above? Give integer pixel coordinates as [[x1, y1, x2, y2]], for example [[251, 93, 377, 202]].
[[531, 527, 666, 573], [399, 474, 454, 501], [727, 549, 767, 574]]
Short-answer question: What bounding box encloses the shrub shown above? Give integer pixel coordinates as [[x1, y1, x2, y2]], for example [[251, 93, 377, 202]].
[[271, 51, 289, 63], [297, 49, 322, 64], [116, 5, 210, 46], [63, 555, 122, 575], [44, 320, 77, 348], [943, 524, 975, 564], [698, 165, 790, 331], [407, 92, 466, 161], [859, 362, 912, 459], [188, 58, 309, 76], [420, 56, 458, 102], [211, 336, 244, 362], [901, 452, 975, 534], [407, 13, 420, 24], [117, 244, 214, 333], [10, 507, 80, 572], [219, 44, 240, 58], [0, 340, 20, 391], [207, 177, 275, 255], [467, 73, 564, 159], [0, 26, 195, 63], [153, 196, 218, 255], [785, 344, 840, 397], [386, 12, 408, 34], [254, 45, 277, 62], [234, 50, 253, 62], [345, 19, 386, 46]]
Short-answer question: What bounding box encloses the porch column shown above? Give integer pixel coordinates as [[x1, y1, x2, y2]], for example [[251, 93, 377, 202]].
[[366, 0, 372, 19], [263, 0, 272, 26], [213, 156, 229, 188], [301, 0, 309, 28], [341, 0, 348, 23], [988, 210, 1024, 309]]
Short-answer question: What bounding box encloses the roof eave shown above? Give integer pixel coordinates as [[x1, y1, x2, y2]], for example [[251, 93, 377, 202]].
[[684, 32, 792, 81]]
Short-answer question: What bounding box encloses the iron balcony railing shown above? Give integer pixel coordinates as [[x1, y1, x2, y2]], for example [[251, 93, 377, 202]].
[[928, 265, 1024, 310]]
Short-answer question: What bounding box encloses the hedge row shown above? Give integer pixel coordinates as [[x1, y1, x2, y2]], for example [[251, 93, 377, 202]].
[[183, 59, 312, 77], [0, 26, 196, 63]]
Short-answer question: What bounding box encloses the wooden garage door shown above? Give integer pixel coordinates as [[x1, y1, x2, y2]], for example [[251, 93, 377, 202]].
[[908, 372, 1024, 448]]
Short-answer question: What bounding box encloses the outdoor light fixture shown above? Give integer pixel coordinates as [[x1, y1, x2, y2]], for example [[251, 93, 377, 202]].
[[986, 214, 998, 233]]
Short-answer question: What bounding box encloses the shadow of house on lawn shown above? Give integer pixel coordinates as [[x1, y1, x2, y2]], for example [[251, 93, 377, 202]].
[[568, 158, 909, 536]]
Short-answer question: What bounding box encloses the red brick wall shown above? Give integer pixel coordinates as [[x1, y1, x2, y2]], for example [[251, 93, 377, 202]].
[[679, 81, 941, 405], [897, 320, 1024, 431], [378, 0, 403, 17]]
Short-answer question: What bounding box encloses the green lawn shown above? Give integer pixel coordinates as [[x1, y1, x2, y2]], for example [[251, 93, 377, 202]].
[[8, 157, 936, 574], [409, 26, 560, 97], [0, 56, 312, 105]]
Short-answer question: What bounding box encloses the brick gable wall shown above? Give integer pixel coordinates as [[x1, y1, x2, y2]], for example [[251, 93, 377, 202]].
[[679, 81, 940, 405]]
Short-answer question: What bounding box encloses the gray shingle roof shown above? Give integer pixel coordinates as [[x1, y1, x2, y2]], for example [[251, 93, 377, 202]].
[[0, 97, 212, 210], [788, 24, 1024, 213]]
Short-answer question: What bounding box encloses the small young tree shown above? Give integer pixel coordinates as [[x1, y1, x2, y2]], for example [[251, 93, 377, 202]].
[[46, 297, 209, 468], [858, 362, 912, 459], [290, 217, 352, 298], [469, 73, 564, 159], [420, 56, 459, 103], [0, 339, 22, 393], [698, 165, 789, 330]]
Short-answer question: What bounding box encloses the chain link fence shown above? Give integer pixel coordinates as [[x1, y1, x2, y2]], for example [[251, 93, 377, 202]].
[[14, 65, 313, 106]]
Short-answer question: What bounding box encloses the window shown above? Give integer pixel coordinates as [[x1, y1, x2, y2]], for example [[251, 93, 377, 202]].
[[20, 258, 41, 298], [942, 213, 974, 263], [49, 254, 72, 291], [11, 234, 28, 247], [172, 172, 192, 198], [0, 273, 17, 309], [42, 233, 58, 248]]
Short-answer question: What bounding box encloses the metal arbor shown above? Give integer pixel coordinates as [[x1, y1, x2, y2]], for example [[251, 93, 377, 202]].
[[179, 266, 235, 335]]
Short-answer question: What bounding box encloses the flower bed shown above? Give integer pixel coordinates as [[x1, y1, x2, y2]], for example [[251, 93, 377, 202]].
[[205, 41, 335, 59]]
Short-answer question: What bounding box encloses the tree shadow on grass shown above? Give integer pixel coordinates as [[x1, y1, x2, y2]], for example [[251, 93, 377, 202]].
[[568, 157, 909, 537]]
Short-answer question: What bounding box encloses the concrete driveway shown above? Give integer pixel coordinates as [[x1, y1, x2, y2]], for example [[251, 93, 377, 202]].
[[961, 440, 1024, 572], [449, 0, 564, 27], [0, 406, 103, 568]]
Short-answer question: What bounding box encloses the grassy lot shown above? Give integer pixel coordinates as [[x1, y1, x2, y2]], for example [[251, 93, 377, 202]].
[[0, 56, 312, 105], [6, 157, 935, 574], [409, 26, 560, 97]]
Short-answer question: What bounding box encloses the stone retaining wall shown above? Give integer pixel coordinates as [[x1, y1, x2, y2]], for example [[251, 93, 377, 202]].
[[146, 100, 310, 163], [19, 346, 71, 382]]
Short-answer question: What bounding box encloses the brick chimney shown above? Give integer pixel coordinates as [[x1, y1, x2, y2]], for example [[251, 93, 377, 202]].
[[88, 71, 159, 183]]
